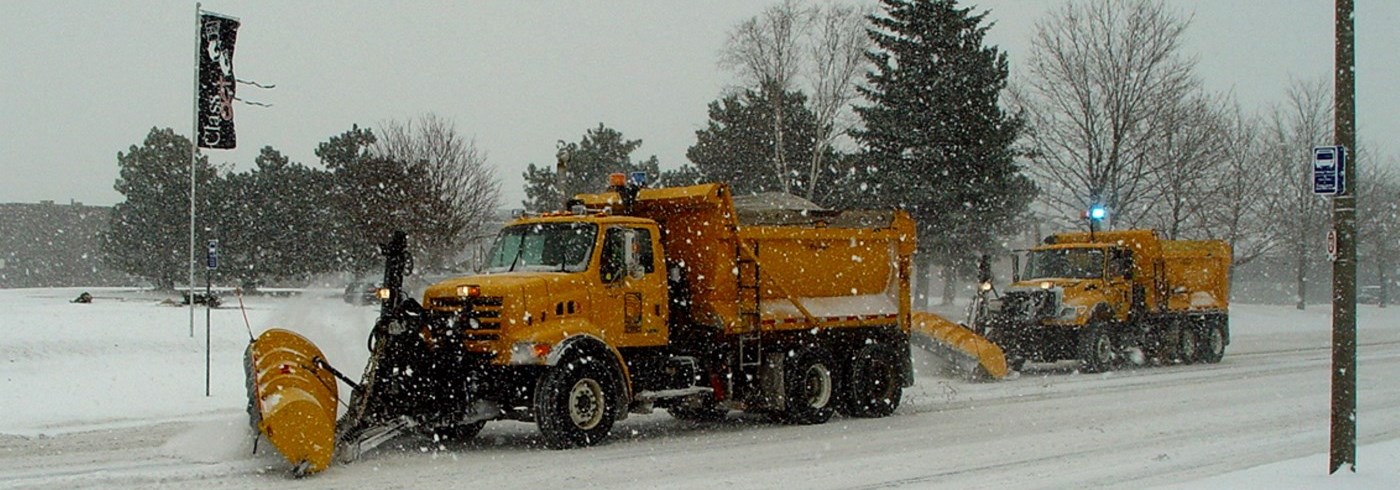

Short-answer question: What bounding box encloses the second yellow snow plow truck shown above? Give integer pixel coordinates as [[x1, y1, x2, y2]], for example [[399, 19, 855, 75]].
[[976, 229, 1231, 373], [250, 175, 926, 473]]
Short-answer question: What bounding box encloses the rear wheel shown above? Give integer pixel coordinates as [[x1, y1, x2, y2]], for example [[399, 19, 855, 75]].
[[1199, 321, 1226, 364], [1077, 325, 1115, 373], [772, 350, 837, 425], [1176, 326, 1199, 365], [535, 353, 619, 449], [843, 345, 902, 418]]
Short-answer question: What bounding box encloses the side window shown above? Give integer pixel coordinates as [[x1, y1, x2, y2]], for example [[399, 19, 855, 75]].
[[600, 226, 655, 283], [633, 228, 655, 274]]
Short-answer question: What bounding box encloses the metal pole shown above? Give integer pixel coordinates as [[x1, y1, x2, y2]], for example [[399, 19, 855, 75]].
[[1330, 0, 1357, 474], [189, 2, 201, 338], [205, 265, 212, 397]]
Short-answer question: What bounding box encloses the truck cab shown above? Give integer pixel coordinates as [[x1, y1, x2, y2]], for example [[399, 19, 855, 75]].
[[421, 214, 671, 367]]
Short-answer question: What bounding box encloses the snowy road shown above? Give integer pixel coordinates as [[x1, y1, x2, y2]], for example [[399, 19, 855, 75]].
[[2, 291, 1398, 488]]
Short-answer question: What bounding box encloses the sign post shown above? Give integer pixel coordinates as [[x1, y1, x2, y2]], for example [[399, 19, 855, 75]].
[[205, 239, 218, 397]]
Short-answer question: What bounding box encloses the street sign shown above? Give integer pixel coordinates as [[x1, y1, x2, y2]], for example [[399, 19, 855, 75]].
[[1313, 146, 1346, 195], [1327, 229, 1338, 262], [206, 240, 219, 270]]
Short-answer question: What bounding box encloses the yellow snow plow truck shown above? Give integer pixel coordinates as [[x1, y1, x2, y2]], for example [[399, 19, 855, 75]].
[[247, 176, 930, 474], [977, 229, 1231, 373]]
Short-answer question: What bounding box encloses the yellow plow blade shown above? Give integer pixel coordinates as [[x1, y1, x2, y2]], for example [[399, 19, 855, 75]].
[[911, 312, 1009, 380], [245, 328, 339, 475]]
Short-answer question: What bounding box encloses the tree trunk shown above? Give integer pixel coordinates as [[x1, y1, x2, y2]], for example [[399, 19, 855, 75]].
[[940, 263, 957, 306], [914, 257, 930, 310], [1295, 242, 1307, 310]]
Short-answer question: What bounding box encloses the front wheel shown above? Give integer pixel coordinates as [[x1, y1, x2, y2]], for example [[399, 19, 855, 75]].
[[535, 354, 619, 449], [1077, 326, 1116, 373]]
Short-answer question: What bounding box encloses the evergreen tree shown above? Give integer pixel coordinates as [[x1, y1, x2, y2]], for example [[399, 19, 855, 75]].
[[211, 147, 338, 287], [685, 84, 845, 206], [521, 123, 660, 212], [852, 0, 1034, 302], [104, 127, 220, 290]]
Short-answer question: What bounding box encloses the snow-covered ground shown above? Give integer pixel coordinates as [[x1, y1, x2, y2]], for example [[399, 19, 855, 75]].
[[1, 287, 1398, 488]]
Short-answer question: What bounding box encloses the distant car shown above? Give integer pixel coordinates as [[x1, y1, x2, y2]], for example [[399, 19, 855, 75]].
[[1357, 285, 1386, 305], [343, 282, 382, 305]]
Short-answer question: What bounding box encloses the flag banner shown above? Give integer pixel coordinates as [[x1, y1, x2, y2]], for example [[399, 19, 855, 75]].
[[197, 12, 239, 149]]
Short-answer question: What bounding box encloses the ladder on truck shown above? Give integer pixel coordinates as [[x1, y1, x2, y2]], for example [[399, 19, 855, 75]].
[[736, 241, 763, 373]]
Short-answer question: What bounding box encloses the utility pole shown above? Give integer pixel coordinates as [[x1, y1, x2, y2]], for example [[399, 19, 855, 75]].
[[1329, 0, 1357, 475]]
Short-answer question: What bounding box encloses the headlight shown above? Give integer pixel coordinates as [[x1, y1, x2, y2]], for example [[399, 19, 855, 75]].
[[456, 285, 481, 297], [509, 342, 552, 365]]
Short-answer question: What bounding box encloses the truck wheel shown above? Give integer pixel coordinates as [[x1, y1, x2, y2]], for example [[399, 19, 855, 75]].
[[1077, 326, 1115, 373], [773, 350, 837, 425], [1199, 323, 1226, 364], [1176, 326, 1199, 365], [535, 354, 619, 449], [844, 345, 902, 418]]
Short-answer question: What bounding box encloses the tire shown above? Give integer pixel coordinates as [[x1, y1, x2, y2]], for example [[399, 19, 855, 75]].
[[1199, 321, 1226, 364], [1077, 325, 1115, 373], [772, 350, 837, 425], [844, 345, 902, 418], [1176, 325, 1199, 365], [535, 353, 619, 449]]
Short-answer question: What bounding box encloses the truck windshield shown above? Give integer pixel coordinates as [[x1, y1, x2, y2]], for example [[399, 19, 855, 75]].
[[485, 222, 598, 273], [1023, 248, 1104, 280]]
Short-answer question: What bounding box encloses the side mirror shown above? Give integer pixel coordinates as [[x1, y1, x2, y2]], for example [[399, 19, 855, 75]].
[[1011, 255, 1021, 283]]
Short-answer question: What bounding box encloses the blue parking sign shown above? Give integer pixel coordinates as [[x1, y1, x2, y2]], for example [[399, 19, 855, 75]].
[[1313, 146, 1345, 196]]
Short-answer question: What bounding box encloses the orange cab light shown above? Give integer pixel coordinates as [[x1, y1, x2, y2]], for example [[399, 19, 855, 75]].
[[608, 172, 626, 187]]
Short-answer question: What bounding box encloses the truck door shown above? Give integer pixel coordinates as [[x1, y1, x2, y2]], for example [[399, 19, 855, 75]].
[[599, 225, 669, 346], [1106, 247, 1136, 321]]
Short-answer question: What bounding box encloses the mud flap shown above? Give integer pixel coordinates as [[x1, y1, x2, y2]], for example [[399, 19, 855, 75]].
[[245, 328, 339, 475], [910, 312, 1009, 380]]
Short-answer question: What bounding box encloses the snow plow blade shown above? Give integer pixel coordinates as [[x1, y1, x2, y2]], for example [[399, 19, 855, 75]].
[[911, 311, 1009, 380], [245, 328, 339, 476]]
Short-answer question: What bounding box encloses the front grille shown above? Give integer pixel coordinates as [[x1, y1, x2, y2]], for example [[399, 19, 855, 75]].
[[1001, 290, 1057, 321], [430, 295, 505, 331]]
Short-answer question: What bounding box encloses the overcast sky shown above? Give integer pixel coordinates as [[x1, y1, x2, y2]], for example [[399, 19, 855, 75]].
[[2, 0, 1397, 208]]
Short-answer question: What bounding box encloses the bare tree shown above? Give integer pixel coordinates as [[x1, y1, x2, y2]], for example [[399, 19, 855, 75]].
[[802, 3, 869, 202], [1262, 78, 1333, 309], [721, 0, 813, 195], [1011, 0, 1198, 227], [374, 113, 501, 270], [1138, 92, 1224, 239], [1197, 102, 1281, 266], [1358, 157, 1400, 307]]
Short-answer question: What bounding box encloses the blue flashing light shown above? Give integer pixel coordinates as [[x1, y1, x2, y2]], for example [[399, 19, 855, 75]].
[[1088, 205, 1107, 221], [628, 171, 648, 187]]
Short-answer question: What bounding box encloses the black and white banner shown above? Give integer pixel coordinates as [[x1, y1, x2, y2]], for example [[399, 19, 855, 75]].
[[197, 12, 239, 149]]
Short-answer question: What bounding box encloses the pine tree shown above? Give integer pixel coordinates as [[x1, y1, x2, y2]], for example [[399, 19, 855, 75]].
[[685, 83, 844, 206], [104, 127, 221, 290], [851, 0, 1035, 302], [521, 123, 660, 212]]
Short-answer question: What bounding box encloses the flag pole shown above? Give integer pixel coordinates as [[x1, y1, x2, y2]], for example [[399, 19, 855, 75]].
[[189, 2, 200, 338]]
